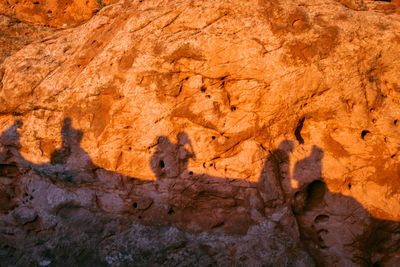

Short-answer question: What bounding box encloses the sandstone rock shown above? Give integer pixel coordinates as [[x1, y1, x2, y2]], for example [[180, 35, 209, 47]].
[[0, 0, 118, 28], [0, 0, 400, 265], [0, 15, 54, 65]]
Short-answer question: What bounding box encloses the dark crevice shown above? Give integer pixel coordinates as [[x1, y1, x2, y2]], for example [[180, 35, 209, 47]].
[[295, 117, 305, 144]]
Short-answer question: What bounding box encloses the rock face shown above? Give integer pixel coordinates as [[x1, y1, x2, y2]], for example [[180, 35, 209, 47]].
[[0, 14, 54, 65], [0, 0, 117, 28], [1, 0, 400, 266]]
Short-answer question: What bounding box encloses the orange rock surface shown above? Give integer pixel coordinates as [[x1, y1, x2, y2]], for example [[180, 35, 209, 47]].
[[0, 0, 117, 28], [1, 0, 400, 265]]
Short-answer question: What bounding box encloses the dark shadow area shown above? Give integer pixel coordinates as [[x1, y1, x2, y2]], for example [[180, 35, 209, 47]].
[[0, 117, 399, 265], [291, 145, 400, 266]]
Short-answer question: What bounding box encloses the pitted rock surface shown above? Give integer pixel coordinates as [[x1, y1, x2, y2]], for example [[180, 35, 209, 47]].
[[1, 0, 400, 266]]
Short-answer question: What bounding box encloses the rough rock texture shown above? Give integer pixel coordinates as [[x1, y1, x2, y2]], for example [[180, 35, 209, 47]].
[[1, 0, 400, 266], [0, 14, 54, 64], [0, 0, 118, 28]]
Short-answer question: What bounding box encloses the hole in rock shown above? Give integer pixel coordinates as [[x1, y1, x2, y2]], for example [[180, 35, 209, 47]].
[[348, 183, 352, 189], [314, 214, 329, 223], [395, 119, 398, 126], [159, 160, 165, 168], [305, 180, 326, 210], [128, 147, 132, 151], [372, 119, 376, 123], [168, 207, 174, 215], [200, 86, 206, 92], [230, 106, 236, 111], [370, 108, 375, 112], [392, 154, 396, 158], [132, 202, 137, 208], [138, 216, 142, 219], [212, 136, 216, 140], [209, 163, 213, 167], [33, 1, 39, 4], [206, 95, 211, 98], [189, 171, 193, 175], [361, 130, 370, 140], [295, 117, 305, 144], [372, 262, 381, 267]]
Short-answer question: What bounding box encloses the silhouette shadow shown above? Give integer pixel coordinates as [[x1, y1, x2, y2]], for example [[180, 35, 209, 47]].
[[149, 132, 261, 233], [290, 145, 400, 265], [33, 118, 97, 183], [0, 118, 400, 265], [0, 119, 29, 177]]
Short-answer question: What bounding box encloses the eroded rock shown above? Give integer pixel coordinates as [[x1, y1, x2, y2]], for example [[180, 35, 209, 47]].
[[0, 0, 400, 266]]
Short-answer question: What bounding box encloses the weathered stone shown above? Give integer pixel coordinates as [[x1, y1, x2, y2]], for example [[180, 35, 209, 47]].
[[0, 0, 118, 28], [0, 0, 400, 266]]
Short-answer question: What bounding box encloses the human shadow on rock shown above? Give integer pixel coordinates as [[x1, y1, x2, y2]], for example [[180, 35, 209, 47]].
[[33, 118, 97, 183], [0, 119, 29, 172], [149, 132, 268, 234], [291, 145, 400, 266], [1, 118, 400, 265]]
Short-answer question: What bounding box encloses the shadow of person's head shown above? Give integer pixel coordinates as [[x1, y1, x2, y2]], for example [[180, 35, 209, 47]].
[[292, 145, 324, 185], [50, 118, 84, 165], [177, 132, 195, 161], [278, 139, 294, 153], [150, 132, 195, 180], [61, 118, 83, 146], [310, 145, 324, 161], [0, 119, 23, 148], [150, 136, 175, 179]]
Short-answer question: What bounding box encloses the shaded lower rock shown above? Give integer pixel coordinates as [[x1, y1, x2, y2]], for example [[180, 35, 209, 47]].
[[0, 213, 314, 267], [98, 221, 313, 267]]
